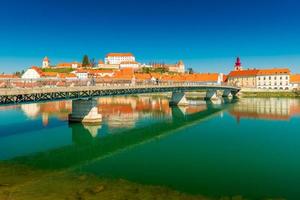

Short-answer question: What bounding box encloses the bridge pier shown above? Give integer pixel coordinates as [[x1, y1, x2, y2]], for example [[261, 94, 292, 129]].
[[69, 98, 102, 124], [169, 92, 189, 106], [222, 89, 233, 98], [205, 89, 218, 100], [231, 90, 239, 98]]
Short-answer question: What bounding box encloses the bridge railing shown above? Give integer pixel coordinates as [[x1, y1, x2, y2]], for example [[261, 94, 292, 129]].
[[0, 78, 228, 89]]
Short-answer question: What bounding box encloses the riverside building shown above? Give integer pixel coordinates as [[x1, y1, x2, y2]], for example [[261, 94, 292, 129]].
[[227, 58, 258, 88], [256, 69, 290, 90], [227, 57, 291, 90]]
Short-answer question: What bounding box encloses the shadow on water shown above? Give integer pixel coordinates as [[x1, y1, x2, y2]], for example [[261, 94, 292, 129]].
[[8, 99, 237, 170]]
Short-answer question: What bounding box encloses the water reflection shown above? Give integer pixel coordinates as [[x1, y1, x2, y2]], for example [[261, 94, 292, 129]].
[[8, 101, 228, 169], [229, 98, 300, 121], [21, 101, 71, 126], [1, 97, 300, 199], [98, 97, 172, 129], [2, 97, 300, 164]]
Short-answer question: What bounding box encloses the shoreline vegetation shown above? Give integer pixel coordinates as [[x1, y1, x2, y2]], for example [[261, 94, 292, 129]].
[[0, 163, 283, 200], [239, 90, 300, 98], [138, 90, 300, 99]]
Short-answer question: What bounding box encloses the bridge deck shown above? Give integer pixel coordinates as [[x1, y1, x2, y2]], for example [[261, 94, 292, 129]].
[[0, 83, 240, 105], [0, 84, 239, 95]]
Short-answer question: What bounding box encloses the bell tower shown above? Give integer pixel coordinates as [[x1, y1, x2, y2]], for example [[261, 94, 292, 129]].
[[42, 56, 50, 68], [234, 57, 242, 71]]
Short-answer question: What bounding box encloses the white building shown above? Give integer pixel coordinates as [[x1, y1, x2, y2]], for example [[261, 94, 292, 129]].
[[168, 60, 185, 73], [140, 63, 152, 68], [56, 62, 82, 69], [95, 70, 115, 77], [256, 68, 290, 90], [42, 57, 50, 68], [73, 70, 88, 79], [290, 74, 300, 89], [97, 60, 105, 68], [21, 66, 43, 79], [105, 53, 135, 65], [119, 61, 139, 69]]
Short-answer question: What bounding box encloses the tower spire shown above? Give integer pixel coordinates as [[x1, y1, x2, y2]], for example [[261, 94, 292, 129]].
[[234, 57, 242, 71]]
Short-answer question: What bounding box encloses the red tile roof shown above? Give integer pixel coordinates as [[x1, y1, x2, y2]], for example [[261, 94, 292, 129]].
[[58, 73, 77, 78], [31, 66, 44, 76], [257, 68, 290, 75], [120, 61, 138, 64], [228, 69, 259, 77], [290, 74, 300, 83], [228, 68, 290, 78], [106, 53, 134, 57], [0, 74, 18, 78], [43, 72, 58, 77]]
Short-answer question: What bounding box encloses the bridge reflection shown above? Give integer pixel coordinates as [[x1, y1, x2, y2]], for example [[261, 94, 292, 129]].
[[3, 97, 300, 168], [10, 98, 235, 170]]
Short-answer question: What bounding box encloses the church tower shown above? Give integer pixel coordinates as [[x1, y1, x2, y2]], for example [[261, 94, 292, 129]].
[[42, 57, 50, 68], [234, 57, 242, 71]]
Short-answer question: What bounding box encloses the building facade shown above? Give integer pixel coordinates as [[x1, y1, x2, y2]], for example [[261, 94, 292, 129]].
[[227, 57, 291, 90], [21, 66, 43, 79], [56, 62, 82, 69], [168, 60, 185, 73], [256, 69, 290, 90], [227, 69, 259, 88], [290, 74, 300, 89], [119, 61, 139, 69], [105, 53, 135, 65]]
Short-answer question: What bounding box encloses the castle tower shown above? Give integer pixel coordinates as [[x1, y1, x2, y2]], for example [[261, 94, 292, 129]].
[[42, 57, 50, 68], [177, 60, 185, 73], [234, 57, 242, 71]]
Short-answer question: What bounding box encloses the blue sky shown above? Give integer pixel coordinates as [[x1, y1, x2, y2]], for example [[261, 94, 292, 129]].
[[1, 0, 300, 73]]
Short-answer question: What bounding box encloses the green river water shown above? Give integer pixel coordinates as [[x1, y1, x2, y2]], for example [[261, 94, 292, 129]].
[[0, 96, 299, 199]]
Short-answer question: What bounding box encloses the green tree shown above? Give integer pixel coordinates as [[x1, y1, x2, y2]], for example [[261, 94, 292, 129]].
[[187, 68, 194, 74], [89, 58, 96, 68], [141, 67, 151, 73], [82, 55, 90, 68]]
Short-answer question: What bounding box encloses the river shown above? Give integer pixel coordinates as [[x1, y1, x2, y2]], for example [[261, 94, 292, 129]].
[[0, 96, 299, 199]]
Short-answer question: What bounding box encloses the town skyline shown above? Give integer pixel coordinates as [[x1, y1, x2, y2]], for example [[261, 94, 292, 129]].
[[2, 54, 300, 74], [1, 0, 300, 73]]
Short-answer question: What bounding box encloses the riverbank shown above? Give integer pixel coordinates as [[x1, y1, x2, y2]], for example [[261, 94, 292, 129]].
[[0, 163, 250, 200], [139, 90, 300, 99], [239, 89, 300, 98]]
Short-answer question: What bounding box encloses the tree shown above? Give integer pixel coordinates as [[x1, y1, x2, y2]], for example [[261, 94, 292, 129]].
[[82, 55, 90, 68], [89, 58, 96, 68], [141, 67, 151, 73], [187, 68, 194, 74]]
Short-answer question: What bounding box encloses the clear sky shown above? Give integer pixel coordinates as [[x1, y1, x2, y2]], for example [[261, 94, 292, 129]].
[[1, 0, 300, 74]]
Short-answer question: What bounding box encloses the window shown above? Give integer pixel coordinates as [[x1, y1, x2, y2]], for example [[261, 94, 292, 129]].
[[269, 76, 271, 80]]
